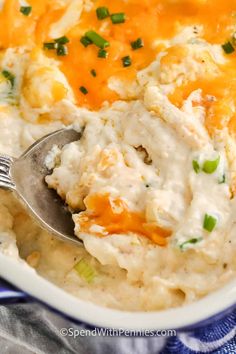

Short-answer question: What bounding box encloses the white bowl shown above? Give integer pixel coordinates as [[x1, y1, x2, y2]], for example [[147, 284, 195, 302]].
[[0, 252, 236, 330]]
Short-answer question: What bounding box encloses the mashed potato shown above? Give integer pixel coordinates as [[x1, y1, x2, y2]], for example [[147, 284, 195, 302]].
[[1, 0, 236, 311]]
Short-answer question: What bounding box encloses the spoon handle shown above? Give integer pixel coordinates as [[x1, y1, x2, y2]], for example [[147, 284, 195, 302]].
[[0, 154, 16, 190]]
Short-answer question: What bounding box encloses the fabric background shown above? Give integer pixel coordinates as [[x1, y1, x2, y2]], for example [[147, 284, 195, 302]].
[[1, 303, 236, 354]]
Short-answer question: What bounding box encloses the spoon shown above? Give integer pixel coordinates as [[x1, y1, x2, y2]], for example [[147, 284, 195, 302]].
[[0, 129, 83, 246]]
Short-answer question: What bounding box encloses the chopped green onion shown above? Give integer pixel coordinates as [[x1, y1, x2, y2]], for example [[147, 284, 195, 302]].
[[219, 174, 226, 184], [122, 55, 132, 67], [192, 160, 200, 174], [90, 69, 97, 77], [2, 70, 15, 88], [219, 173, 226, 184], [96, 7, 109, 20], [222, 41, 235, 54], [131, 38, 144, 50], [179, 237, 202, 251], [56, 44, 68, 56], [202, 156, 220, 174], [85, 30, 110, 49], [110, 13, 126, 24], [54, 36, 69, 45], [203, 214, 217, 232], [20, 6, 32, 16], [80, 86, 88, 95], [43, 42, 56, 50], [74, 259, 95, 283], [43, 38, 69, 56], [98, 49, 108, 58], [80, 36, 92, 47], [232, 32, 236, 46]]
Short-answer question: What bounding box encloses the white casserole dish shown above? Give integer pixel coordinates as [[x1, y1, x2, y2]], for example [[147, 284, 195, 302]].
[[1, 252, 236, 331]]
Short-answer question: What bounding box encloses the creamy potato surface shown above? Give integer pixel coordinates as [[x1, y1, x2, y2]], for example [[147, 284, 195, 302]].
[[1, 0, 236, 310]]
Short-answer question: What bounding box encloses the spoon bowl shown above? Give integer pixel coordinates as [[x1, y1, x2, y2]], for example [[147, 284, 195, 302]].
[[0, 129, 83, 246]]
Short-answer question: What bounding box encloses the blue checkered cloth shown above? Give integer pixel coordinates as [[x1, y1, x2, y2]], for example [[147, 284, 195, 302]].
[[0, 302, 236, 354], [1, 278, 236, 353]]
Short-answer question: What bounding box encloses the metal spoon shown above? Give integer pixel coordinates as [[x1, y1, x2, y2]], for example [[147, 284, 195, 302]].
[[0, 129, 83, 246]]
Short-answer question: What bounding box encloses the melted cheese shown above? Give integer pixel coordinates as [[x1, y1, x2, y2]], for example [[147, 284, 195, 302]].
[[74, 194, 172, 246], [169, 60, 236, 136], [0, 0, 235, 110]]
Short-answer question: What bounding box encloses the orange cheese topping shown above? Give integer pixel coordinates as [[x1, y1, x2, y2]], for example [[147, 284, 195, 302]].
[[75, 194, 172, 246], [0, 0, 235, 111], [168, 61, 236, 136], [55, 0, 236, 110]]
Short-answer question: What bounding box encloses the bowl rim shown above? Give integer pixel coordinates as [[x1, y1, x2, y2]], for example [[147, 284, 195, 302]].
[[1, 253, 236, 330]]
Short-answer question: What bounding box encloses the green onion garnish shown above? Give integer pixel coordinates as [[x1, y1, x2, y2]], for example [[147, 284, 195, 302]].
[[56, 44, 68, 56], [85, 30, 110, 49], [2, 70, 15, 88], [80, 36, 92, 47], [202, 156, 220, 174], [80, 86, 88, 95], [90, 69, 97, 77], [192, 160, 200, 174], [20, 6, 32, 16], [98, 49, 108, 58], [222, 41, 235, 54], [43, 42, 56, 50], [219, 174, 226, 184], [203, 214, 217, 232], [96, 7, 109, 20], [110, 13, 126, 24], [54, 36, 69, 45], [74, 259, 95, 283], [232, 32, 236, 45], [43, 37, 69, 56], [131, 38, 144, 50], [122, 55, 132, 67], [179, 237, 202, 251]]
